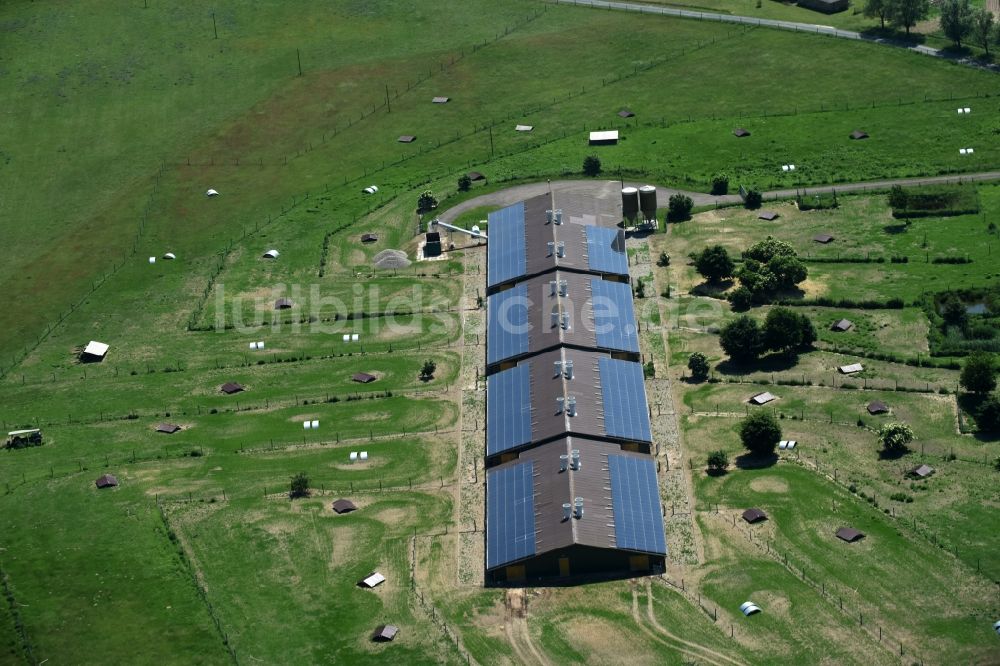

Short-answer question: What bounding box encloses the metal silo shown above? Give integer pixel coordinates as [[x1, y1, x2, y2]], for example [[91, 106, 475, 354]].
[[639, 185, 657, 221], [621, 187, 639, 222]]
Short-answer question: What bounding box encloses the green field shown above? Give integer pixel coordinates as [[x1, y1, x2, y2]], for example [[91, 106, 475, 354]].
[[2, 0, 1000, 663]]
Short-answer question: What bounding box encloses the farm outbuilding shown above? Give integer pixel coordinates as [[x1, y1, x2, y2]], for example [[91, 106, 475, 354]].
[[831, 319, 853, 332], [485, 437, 666, 583], [749, 392, 776, 405], [813, 234, 835, 244], [733, 128, 751, 137], [467, 171, 486, 181], [6, 429, 42, 448], [361, 233, 378, 243], [432, 96, 449, 103], [742, 508, 768, 524], [757, 211, 778, 221], [359, 572, 385, 588], [274, 298, 294, 310], [515, 124, 533, 132], [867, 400, 889, 415], [162, 252, 176, 260], [332, 499, 358, 514], [486, 194, 628, 293], [95, 474, 118, 489], [397, 135, 416, 143], [220, 382, 244, 395], [371, 625, 398, 642], [486, 271, 640, 372], [909, 464, 935, 479], [617, 109, 635, 118], [352, 372, 377, 384], [739, 601, 762, 616], [424, 231, 442, 258], [588, 130, 619, 145], [836, 527, 865, 542], [156, 423, 181, 434], [262, 249, 280, 259], [206, 189, 219, 197], [798, 0, 849, 12], [839, 363, 864, 374], [81, 341, 109, 363], [994, 620, 1000, 635], [850, 130, 869, 140]]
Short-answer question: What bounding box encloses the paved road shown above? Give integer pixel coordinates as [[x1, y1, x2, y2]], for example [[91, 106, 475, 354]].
[[439, 171, 1000, 223], [554, 0, 999, 71]]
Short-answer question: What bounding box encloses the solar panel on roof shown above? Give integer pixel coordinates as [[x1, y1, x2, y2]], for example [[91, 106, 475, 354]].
[[608, 455, 667, 555], [598, 358, 652, 442], [585, 226, 629, 275], [486, 461, 537, 568], [486, 364, 533, 456], [487, 202, 527, 288], [487, 284, 530, 365], [591, 279, 639, 353]]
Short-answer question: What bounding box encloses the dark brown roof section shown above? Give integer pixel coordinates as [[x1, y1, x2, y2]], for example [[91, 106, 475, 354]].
[[742, 508, 767, 524], [95, 474, 118, 489], [332, 499, 358, 514], [467, 171, 486, 181], [617, 109, 635, 118], [352, 372, 377, 384], [361, 233, 378, 243], [757, 211, 778, 221], [220, 382, 244, 394], [371, 625, 398, 642], [866, 400, 888, 415], [813, 234, 834, 244], [836, 527, 865, 542], [156, 423, 181, 434], [733, 128, 751, 137]]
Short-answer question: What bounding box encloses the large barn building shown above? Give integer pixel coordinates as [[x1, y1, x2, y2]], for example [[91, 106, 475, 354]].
[[483, 194, 667, 585]]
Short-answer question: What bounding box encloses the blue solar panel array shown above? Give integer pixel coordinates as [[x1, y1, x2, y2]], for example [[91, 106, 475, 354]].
[[598, 357, 652, 442], [591, 279, 639, 353], [608, 455, 667, 555], [486, 461, 537, 568], [487, 284, 531, 365], [487, 202, 527, 289], [487, 364, 533, 456], [585, 226, 629, 276]]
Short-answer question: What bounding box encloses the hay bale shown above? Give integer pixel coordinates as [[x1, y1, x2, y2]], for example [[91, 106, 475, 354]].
[[373, 249, 411, 269]]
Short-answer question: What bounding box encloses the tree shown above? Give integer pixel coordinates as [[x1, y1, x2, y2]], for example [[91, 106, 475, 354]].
[[417, 190, 438, 213], [719, 315, 765, 362], [667, 193, 694, 221], [971, 8, 995, 55], [941, 296, 968, 328], [736, 259, 777, 298], [743, 188, 762, 210], [694, 245, 735, 283], [707, 449, 729, 472], [865, 0, 890, 28], [457, 174, 472, 192], [975, 396, 1000, 432], [711, 173, 729, 195], [739, 411, 782, 456], [744, 237, 797, 263], [888, 184, 908, 210], [940, 0, 973, 47], [420, 359, 437, 380], [959, 351, 997, 394], [728, 286, 752, 312], [763, 307, 816, 354], [290, 472, 310, 499], [877, 422, 914, 453], [687, 352, 710, 381], [766, 254, 808, 289], [582, 154, 602, 176], [888, 0, 929, 35]]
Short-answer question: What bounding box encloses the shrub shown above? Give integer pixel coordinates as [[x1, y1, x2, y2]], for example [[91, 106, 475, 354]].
[[582, 154, 602, 176], [877, 422, 914, 453], [667, 193, 693, 221], [687, 352, 710, 381], [960, 351, 997, 394], [707, 449, 729, 472], [728, 286, 752, 312], [289, 472, 310, 499], [420, 359, 437, 380], [643, 361, 655, 378], [710, 173, 729, 195], [457, 174, 472, 192], [416, 190, 438, 213], [739, 411, 781, 455], [656, 251, 671, 267], [743, 188, 762, 210]]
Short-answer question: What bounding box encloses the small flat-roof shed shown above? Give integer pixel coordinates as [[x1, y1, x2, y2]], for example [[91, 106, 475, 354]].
[[95, 474, 118, 489], [361, 233, 378, 243], [359, 572, 386, 588], [839, 363, 864, 374], [371, 625, 399, 642], [742, 508, 768, 524], [81, 341, 110, 362], [831, 319, 853, 332], [733, 128, 751, 137], [156, 423, 181, 434], [274, 298, 294, 310], [867, 400, 889, 415], [397, 135, 416, 143], [850, 130, 869, 140], [589, 130, 619, 145], [757, 210, 778, 221], [352, 372, 377, 384], [617, 109, 635, 118], [467, 171, 486, 181], [332, 499, 358, 514], [910, 464, 935, 479], [432, 96, 449, 104], [813, 234, 835, 244], [798, 0, 849, 12], [836, 527, 865, 542], [220, 382, 244, 395], [749, 392, 776, 405], [262, 249, 280, 259], [515, 124, 533, 132]]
